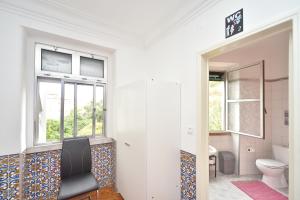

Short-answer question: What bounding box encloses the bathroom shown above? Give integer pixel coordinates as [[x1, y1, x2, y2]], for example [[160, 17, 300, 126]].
[[207, 29, 290, 199]]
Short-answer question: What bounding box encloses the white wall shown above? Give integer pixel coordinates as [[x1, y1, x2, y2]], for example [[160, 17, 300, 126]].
[[0, 9, 147, 155], [271, 79, 289, 147], [0, 18, 26, 156], [144, 0, 299, 154]]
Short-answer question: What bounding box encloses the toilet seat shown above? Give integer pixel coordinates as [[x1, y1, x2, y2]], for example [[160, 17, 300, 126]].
[[257, 159, 287, 169]]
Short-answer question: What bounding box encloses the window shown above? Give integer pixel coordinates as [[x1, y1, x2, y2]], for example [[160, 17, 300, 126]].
[[41, 49, 72, 74], [35, 43, 107, 82], [35, 44, 107, 145], [209, 72, 225, 132], [80, 56, 105, 78], [226, 61, 265, 138]]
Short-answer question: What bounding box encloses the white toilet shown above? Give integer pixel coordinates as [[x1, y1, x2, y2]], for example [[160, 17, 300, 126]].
[[256, 145, 288, 189]]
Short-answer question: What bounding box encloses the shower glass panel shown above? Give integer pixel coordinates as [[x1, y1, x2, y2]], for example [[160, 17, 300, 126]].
[[226, 61, 265, 138]]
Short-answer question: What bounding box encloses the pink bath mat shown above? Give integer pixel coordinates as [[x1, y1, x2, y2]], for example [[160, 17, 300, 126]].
[[232, 180, 288, 200]]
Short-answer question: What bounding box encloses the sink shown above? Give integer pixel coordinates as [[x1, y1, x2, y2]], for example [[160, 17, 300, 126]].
[[209, 145, 217, 156]]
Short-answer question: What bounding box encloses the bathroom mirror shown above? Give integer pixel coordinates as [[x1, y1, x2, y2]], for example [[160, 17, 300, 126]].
[[226, 61, 265, 138]]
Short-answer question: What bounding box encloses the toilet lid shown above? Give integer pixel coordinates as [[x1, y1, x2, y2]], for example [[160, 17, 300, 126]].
[[257, 159, 287, 168]]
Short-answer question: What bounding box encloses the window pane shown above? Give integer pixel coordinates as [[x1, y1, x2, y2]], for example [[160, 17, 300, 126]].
[[38, 80, 61, 143], [228, 101, 261, 136], [77, 84, 94, 136], [80, 56, 104, 78], [227, 64, 261, 100], [209, 81, 225, 131], [41, 49, 72, 74], [95, 86, 104, 135], [64, 83, 75, 138]]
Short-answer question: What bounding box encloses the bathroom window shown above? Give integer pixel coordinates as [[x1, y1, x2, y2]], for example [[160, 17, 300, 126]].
[[209, 72, 226, 132], [226, 61, 265, 138], [35, 43, 107, 145]]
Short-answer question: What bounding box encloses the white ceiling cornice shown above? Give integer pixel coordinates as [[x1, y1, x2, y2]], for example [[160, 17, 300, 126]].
[[0, 0, 222, 48], [144, 0, 222, 47], [0, 0, 143, 47]]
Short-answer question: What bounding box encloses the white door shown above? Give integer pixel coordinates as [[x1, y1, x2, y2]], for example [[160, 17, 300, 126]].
[[116, 81, 147, 200], [147, 81, 181, 200]]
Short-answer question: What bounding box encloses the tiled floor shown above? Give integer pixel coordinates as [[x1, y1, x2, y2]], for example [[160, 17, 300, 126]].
[[209, 172, 289, 200]]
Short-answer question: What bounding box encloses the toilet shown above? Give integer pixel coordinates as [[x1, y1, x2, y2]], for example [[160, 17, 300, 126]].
[[256, 145, 288, 189]]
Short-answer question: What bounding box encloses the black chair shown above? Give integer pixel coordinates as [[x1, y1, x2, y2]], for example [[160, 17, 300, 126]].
[[58, 137, 99, 200]]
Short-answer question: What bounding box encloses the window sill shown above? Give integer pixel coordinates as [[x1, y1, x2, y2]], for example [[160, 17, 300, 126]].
[[209, 132, 231, 136], [25, 137, 114, 154]]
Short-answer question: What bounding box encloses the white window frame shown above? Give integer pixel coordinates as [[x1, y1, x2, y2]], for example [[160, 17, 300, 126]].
[[34, 43, 108, 145], [35, 43, 108, 83], [225, 61, 265, 138]]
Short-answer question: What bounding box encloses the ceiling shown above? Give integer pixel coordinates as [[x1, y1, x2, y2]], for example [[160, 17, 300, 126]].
[[2, 0, 214, 45], [45, 0, 201, 36]]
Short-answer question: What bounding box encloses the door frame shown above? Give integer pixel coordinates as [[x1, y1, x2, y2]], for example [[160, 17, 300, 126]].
[[196, 10, 300, 200]]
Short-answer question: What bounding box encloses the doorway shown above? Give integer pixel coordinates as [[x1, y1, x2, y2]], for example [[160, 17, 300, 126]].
[[197, 18, 299, 200]]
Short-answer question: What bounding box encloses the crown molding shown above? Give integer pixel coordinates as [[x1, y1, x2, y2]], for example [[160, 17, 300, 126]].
[[0, 0, 143, 47], [0, 0, 222, 48], [36, 0, 138, 37], [144, 0, 222, 47]]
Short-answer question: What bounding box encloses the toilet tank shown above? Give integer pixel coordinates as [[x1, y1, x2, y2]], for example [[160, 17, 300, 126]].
[[273, 145, 289, 165]]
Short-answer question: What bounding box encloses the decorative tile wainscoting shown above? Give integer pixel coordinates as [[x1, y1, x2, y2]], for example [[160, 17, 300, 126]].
[[0, 142, 115, 200], [181, 150, 196, 200], [1, 144, 195, 200], [23, 150, 61, 199], [0, 154, 21, 200]]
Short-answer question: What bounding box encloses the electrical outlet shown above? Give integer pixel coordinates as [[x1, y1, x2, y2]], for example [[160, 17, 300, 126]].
[[247, 147, 255, 152]]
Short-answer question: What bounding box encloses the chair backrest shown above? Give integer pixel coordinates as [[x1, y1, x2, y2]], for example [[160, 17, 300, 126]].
[[60, 137, 92, 180]]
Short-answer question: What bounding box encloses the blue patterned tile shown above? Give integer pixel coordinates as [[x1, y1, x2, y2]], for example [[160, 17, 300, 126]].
[[0, 155, 8, 200], [0, 154, 21, 200], [91, 143, 115, 188], [0, 160, 8, 200], [181, 150, 196, 200], [49, 150, 60, 198], [22, 142, 115, 199]]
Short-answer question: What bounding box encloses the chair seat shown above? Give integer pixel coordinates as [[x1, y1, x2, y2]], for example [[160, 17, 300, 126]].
[[58, 173, 99, 200]]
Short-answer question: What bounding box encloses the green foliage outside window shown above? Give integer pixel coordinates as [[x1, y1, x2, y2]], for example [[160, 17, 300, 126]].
[[209, 81, 224, 131], [46, 101, 103, 142]]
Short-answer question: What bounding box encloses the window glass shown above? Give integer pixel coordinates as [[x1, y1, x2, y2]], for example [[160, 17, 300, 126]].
[[227, 65, 261, 100], [228, 101, 260, 136], [95, 86, 104, 135], [226, 62, 264, 138], [38, 80, 61, 143], [77, 84, 94, 136], [64, 83, 75, 138], [80, 56, 104, 78], [41, 49, 72, 74], [209, 80, 225, 131]]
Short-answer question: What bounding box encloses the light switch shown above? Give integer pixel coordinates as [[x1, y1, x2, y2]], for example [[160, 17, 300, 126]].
[[187, 127, 193, 135]]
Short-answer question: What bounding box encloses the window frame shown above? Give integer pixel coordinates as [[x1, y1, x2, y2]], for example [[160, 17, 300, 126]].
[[35, 77, 106, 145], [34, 42, 108, 146], [225, 61, 265, 139], [209, 71, 227, 133], [35, 43, 108, 83]]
